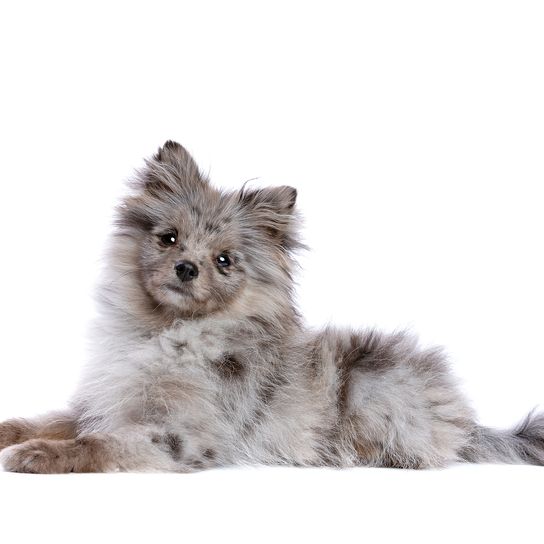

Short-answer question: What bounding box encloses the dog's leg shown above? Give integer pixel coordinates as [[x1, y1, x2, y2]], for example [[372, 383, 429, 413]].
[[0, 411, 77, 451], [0, 426, 185, 473]]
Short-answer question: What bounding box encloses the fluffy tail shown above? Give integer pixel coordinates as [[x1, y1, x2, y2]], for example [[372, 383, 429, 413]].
[[459, 410, 544, 465]]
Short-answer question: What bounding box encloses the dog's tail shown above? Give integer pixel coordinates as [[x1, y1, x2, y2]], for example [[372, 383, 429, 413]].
[[459, 409, 544, 465]]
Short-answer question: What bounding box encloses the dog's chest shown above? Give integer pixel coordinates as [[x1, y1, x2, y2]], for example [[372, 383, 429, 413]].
[[111, 320, 244, 424], [155, 320, 228, 369]]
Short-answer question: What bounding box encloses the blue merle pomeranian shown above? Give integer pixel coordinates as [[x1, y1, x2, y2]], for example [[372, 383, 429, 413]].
[[1, 141, 543, 473]]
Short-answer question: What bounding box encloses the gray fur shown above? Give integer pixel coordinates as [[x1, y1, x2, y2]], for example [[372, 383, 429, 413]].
[[0, 141, 542, 473]]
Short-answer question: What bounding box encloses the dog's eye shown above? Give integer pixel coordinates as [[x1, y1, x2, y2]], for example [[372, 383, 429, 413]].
[[160, 232, 177, 246], [216, 253, 231, 267]]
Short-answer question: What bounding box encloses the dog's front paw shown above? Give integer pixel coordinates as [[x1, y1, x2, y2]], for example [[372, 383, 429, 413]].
[[0, 419, 33, 451], [0, 438, 75, 473]]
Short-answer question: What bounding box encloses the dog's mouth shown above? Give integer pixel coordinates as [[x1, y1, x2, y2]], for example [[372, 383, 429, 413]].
[[164, 284, 192, 296]]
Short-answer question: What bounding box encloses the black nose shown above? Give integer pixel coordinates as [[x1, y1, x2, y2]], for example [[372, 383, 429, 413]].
[[175, 260, 199, 282]]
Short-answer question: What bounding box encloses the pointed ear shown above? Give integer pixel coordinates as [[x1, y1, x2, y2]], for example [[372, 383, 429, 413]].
[[136, 141, 207, 195], [239, 185, 299, 248], [154, 140, 201, 175]]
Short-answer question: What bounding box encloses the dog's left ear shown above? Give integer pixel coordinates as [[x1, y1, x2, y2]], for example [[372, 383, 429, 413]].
[[239, 185, 298, 247], [240, 185, 297, 216]]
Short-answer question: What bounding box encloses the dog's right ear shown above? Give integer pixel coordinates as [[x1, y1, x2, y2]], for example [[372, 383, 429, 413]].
[[117, 142, 208, 233], [154, 140, 199, 174], [138, 141, 208, 193]]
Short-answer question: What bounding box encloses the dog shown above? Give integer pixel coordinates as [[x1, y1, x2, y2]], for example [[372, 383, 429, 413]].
[[1, 141, 542, 472]]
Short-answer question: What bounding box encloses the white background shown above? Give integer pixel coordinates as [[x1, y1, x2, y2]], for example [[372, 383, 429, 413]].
[[0, 1, 543, 542]]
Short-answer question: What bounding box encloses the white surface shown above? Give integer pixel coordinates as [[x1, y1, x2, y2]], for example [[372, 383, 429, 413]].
[[0, 1, 543, 542], [0, 465, 542, 543]]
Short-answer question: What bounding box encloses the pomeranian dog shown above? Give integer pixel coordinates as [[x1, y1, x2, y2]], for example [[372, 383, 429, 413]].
[[1, 141, 543, 473]]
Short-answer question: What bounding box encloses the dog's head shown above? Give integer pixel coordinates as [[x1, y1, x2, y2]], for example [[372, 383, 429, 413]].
[[113, 141, 301, 321]]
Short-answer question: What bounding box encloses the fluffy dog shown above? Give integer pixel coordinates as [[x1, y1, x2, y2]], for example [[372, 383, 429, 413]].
[[1, 141, 542, 472]]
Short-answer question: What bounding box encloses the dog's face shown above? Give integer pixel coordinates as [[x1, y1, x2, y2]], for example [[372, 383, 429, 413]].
[[115, 141, 300, 318]]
